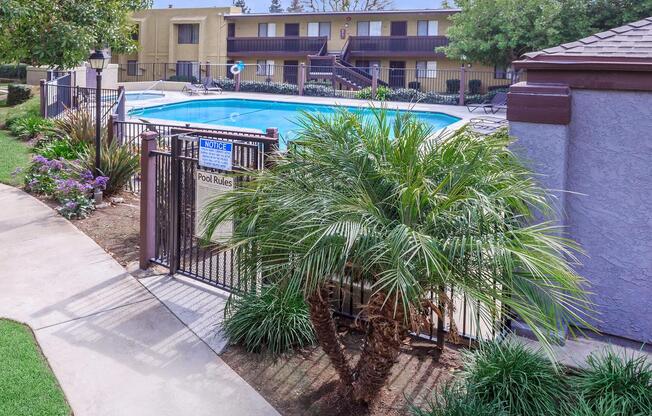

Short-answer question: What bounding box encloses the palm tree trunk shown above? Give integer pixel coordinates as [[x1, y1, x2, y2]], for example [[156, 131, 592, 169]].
[[307, 285, 354, 386], [352, 291, 407, 404]]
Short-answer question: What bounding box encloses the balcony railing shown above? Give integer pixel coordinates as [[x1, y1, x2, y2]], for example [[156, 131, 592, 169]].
[[345, 36, 449, 58], [227, 36, 328, 57]]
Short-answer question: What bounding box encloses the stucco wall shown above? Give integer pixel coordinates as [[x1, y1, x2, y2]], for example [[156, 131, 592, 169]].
[[565, 89, 652, 342], [511, 89, 652, 343]]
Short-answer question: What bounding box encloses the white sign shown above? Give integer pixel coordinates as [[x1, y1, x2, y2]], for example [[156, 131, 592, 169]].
[[198, 138, 233, 171], [195, 170, 235, 243]]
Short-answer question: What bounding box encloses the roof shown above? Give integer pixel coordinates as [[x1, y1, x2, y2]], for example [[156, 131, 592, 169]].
[[225, 8, 459, 18], [524, 17, 652, 60]]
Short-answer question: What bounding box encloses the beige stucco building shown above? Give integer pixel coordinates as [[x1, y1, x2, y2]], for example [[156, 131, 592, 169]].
[[114, 6, 506, 92]]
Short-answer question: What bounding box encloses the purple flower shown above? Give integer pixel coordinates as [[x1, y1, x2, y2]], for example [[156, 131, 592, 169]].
[[80, 169, 94, 181], [32, 155, 48, 165], [93, 176, 109, 190], [63, 201, 78, 210]]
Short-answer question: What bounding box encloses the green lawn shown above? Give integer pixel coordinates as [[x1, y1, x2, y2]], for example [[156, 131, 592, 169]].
[[0, 319, 71, 416], [0, 130, 30, 186]]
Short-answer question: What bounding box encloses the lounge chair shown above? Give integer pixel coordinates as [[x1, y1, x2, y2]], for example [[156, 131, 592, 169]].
[[202, 77, 223, 94], [468, 116, 508, 135], [467, 92, 508, 114], [181, 83, 204, 96]]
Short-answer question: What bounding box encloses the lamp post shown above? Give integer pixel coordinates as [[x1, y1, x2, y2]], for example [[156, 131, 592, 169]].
[[88, 49, 111, 176]]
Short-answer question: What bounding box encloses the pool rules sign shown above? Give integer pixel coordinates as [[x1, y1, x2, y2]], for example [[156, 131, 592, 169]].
[[196, 138, 235, 243]]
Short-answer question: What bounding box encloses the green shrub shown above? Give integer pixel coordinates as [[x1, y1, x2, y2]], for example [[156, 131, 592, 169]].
[[570, 349, 652, 415], [0, 63, 27, 80], [50, 110, 101, 145], [36, 138, 89, 160], [468, 79, 482, 95], [565, 395, 632, 416], [6, 84, 32, 106], [8, 115, 53, 140], [222, 281, 315, 355], [355, 86, 391, 101], [410, 383, 506, 416], [168, 74, 198, 83], [446, 79, 460, 94], [74, 139, 139, 196], [355, 87, 372, 100], [462, 342, 566, 416], [239, 80, 298, 95], [3, 97, 40, 128], [303, 83, 335, 97]]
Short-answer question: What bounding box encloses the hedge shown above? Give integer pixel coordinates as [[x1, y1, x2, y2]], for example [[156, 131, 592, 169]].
[[7, 84, 32, 106], [0, 64, 27, 81]]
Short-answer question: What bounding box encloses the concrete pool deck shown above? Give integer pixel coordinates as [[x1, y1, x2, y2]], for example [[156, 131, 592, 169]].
[[124, 90, 501, 134]]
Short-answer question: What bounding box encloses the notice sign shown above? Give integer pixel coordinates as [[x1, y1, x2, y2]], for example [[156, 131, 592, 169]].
[[195, 170, 235, 243], [198, 138, 233, 171]]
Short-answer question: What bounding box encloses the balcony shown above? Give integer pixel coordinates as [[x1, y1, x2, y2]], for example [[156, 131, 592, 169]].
[[345, 36, 449, 59], [227, 36, 327, 58]]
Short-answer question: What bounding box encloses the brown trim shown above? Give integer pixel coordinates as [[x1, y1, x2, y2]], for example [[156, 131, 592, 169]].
[[227, 52, 313, 58], [525, 70, 652, 92], [518, 55, 652, 64], [224, 9, 458, 19], [507, 82, 572, 125], [514, 60, 652, 72]]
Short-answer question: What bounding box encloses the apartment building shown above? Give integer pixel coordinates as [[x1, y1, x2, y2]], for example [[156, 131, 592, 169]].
[[115, 6, 506, 91]]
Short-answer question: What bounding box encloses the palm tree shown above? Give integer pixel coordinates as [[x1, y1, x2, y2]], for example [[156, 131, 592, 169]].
[[203, 108, 592, 410]]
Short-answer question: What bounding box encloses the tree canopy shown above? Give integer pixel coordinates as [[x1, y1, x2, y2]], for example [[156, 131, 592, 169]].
[[443, 0, 652, 67], [302, 0, 391, 12], [0, 0, 151, 69], [269, 0, 283, 13], [233, 0, 251, 13]]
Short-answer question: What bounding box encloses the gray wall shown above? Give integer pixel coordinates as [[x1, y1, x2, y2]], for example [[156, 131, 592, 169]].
[[511, 90, 652, 343]]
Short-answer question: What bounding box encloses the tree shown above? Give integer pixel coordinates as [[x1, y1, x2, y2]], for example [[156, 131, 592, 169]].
[[286, 0, 304, 12], [204, 110, 591, 412], [443, 0, 652, 67], [269, 0, 283, 13], [233, 0, 251, 13], [0, 0, 151, 69], [302, 0, 391, 12]]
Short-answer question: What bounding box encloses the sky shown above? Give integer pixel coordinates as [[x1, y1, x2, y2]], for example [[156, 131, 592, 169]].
[[152, 0, 448, 13]]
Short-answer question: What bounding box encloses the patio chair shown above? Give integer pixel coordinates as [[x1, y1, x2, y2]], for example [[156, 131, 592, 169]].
[[467, 92, 508, 114], [202, 77, 223, 94], [181, 83, 203, 96], [468, 116, 508, 135]]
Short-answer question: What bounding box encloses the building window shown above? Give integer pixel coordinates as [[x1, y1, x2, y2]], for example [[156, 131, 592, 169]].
[[494, 65, 509, 79], [416, 61, 437, 78], [127, 60, 138, 76], [257, 60, 274, 77], [308, 22, 331, 38], [176, 61, 199, 81], [131, 25, 139, 41], [356, 60, 380, 75], [357, 21, 381, 36], [178, 24, 199, 44], [258, 23, 276, 37], [417, 20, 438, 36]]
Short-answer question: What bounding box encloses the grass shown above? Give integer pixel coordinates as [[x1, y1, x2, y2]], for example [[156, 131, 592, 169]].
[[0, 130, 31, 186], [0, 319, 71, 416]]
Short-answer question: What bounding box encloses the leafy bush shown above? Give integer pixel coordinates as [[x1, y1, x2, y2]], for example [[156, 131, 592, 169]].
[[74, 139, 139, 196], [387, 88, 424, 102], [6, 84, 32, 106], [355, 87, 372, 100], [239, 80, 298, 95], [50, 110, 102, 145], [222, 281, 315, 355], [8, 115, 53, 140], [36, 138, 88, 160], [463, 342, 566, 416], [213, 78, 236, 91], [303, 83, 335, 97], [411, 383, 506, 416], [0, 63, 27, 80], [468, 79, 482, 95], [446, 79, 460, 94], [355, 86, 390, 100], [570, 349, 652, 415], [3, 97, 40, 128], [24, 155, 107, 219]]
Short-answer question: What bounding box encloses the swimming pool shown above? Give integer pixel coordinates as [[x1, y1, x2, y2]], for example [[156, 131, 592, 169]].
[[129, 98, 460, 145], [126, 92, 165, 101]]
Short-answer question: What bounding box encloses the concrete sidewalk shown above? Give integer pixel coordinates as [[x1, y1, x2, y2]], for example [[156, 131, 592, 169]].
[[0, 184, 279, 416]]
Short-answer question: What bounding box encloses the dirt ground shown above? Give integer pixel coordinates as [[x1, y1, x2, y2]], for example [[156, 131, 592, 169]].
[[221, 328, 463, 416], [69, 192, 141, 267], [60, 191, 463, 416]]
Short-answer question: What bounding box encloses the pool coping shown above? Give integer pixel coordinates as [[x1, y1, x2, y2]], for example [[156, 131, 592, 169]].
[[125, 91, 500, 135]]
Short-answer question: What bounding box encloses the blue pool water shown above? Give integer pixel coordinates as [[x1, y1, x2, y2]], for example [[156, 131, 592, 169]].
[[129, 98, 460, 147], [126, 92, 165, 101]]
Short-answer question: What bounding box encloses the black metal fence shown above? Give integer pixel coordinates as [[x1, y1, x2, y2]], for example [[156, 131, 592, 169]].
[[41, 73, 122, 127]]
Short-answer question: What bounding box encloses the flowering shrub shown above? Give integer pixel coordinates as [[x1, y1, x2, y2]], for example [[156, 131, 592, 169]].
[[24, 155, 109, 219]]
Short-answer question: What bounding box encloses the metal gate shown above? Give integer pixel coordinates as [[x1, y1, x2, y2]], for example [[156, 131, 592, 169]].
[[148, 129, 278, 293]]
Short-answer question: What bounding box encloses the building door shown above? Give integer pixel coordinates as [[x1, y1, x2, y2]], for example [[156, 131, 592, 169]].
[[388, 61, 405, 88], [283, 60, 299, 84], [390, 21, 407, 36], [227, 23, 235, 38], [285, 23, 300, 37]]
